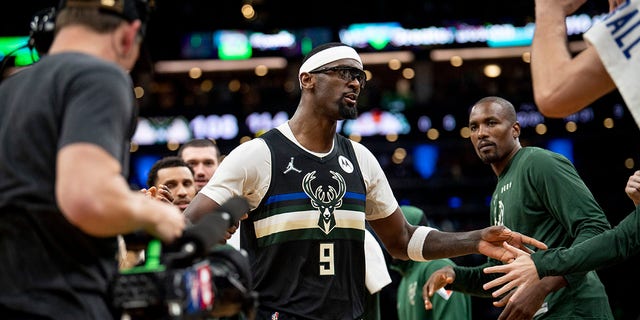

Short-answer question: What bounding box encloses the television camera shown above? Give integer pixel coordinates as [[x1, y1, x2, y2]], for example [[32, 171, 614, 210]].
[[110, 196, 257, 320]]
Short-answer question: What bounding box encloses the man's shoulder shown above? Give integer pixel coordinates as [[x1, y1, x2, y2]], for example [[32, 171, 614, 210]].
[[342, 136, 368, 150], [230, 137, 268, 155], [47, 52, 106, 65], [516, 147, 574, 175], [48, 52, 125, 77], [520, 146, 560, 161], [343, 137, 378, 161]]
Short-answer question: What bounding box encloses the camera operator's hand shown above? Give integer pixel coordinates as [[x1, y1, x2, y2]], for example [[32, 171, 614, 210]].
[[143, 203, 186, 244]]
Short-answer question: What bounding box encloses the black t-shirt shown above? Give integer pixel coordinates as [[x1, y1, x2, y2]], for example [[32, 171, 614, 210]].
[[0, 52, 136, 211], [0, 52, 137, 318]]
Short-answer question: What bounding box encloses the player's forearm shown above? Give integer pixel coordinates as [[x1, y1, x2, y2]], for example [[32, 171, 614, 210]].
[[183, 193, 221, 223], [422, 229, 481, 260]]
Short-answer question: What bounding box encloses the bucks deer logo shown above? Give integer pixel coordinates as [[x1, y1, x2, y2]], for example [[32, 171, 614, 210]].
[[302, 170, 346, 234]]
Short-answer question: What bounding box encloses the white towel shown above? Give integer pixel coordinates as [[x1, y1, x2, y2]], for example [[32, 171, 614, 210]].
[[364, 229, 392, 294]]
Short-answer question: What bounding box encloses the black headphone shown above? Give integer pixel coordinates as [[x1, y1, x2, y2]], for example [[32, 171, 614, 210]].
[[28, 0, 154, 56], [28, 6, 57, 57], [1, 0, 154, 83]]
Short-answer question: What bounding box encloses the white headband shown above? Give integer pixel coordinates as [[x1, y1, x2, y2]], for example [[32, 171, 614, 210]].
[[298, 45, 363, 87]]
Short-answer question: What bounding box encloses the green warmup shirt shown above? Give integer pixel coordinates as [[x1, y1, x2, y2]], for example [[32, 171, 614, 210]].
[[395, 259, 472, 320], [451, 147, 614, 319], [533, 203, 640, 276]]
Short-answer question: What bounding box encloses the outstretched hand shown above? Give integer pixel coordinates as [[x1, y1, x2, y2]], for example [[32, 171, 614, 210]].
[[493, 283, 546, 320], [478, 226, 547, 263], [422, 265, 455, 311], [482, 242, 541, 301]]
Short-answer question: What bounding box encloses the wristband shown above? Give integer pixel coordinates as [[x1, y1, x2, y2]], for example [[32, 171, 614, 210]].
[[407, 226, 435, 261]]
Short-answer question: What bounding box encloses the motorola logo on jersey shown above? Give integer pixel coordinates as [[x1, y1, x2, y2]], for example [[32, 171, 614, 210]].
[[338, 155, 354, 173]]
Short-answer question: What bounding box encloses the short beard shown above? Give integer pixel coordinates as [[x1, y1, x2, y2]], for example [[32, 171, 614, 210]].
[[339, 104, 358, 120], [479, 152, 499, 164]]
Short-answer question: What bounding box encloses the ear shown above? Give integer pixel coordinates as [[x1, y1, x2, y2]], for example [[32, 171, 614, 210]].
[[121, 20, 142, 54], [512, 121, 521, 138], [299, 72, 315, 89]]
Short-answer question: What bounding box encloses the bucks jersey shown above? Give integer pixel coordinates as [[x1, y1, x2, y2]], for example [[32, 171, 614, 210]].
[[242, 128, 367, 320]]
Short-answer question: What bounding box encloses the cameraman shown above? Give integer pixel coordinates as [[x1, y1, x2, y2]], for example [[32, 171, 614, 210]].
[[0, 1, 185, 319]]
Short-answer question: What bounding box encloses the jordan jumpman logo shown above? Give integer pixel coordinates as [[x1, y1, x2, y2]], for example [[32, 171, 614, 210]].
[[283, 157, 302, 174]]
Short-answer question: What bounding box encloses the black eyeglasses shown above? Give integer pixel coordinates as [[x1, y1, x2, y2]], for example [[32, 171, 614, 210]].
[[309, 66, 367, 88]]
